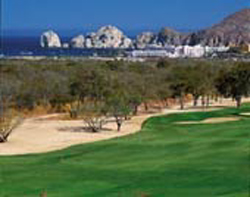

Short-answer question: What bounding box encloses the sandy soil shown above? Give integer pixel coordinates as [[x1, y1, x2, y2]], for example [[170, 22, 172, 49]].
[[240, 112, 250, 116], [176, 117, 240, 125], [0, 98, 249, 156]]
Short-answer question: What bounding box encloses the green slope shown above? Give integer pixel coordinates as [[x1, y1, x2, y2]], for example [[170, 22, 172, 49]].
[[0, 105, 250, 197]]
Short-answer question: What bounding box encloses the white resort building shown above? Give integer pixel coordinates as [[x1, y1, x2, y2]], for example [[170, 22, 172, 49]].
[[128, 45, 230, 58]]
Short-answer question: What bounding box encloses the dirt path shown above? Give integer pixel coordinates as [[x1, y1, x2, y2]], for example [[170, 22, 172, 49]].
[[0, 98, 249, 156]]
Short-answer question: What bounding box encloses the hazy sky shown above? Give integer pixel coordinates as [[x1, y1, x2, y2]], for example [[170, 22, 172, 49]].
[[2, 0, 250, 36]]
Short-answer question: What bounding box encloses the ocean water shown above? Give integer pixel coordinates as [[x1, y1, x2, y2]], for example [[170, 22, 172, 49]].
[[0, 36, 128, 57]]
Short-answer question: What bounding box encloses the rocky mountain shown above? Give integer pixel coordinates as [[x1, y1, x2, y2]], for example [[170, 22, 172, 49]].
[[69, 26, 133, 49], [84, 25, 133, 48], [157, 28, 186, 46], [135, 8, 250, 47], [135, 32, 157, 48], [40, 30, 61, 48], [138, 9, 250, 47], [41, 9, 250, 49], [70, 35, 85, 48], [42, 26, 133, 49], [134, 28, 188, 48], [185, 8, 250, 46]]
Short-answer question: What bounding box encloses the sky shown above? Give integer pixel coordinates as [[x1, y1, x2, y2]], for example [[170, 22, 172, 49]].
[[2, 0, 250, 36]]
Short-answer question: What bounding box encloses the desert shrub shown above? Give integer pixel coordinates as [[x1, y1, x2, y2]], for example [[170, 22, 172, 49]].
[[0, 113, 22, 143], [80, 102, 107, 132]]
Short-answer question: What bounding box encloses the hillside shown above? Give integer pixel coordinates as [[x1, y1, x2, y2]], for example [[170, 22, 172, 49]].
[[40, 9, 250, 49], [185, 9, 250, 46], [156, 9, 250, 47]]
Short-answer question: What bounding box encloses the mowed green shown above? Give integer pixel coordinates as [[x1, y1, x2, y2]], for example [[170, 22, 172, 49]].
[[0, 105, 250, 197]]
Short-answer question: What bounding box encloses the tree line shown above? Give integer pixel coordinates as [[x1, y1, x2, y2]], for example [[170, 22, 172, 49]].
[[0, 59, 250, 140]]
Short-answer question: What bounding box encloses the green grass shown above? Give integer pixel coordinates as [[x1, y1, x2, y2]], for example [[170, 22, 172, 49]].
[[0, 105, 250, 197]]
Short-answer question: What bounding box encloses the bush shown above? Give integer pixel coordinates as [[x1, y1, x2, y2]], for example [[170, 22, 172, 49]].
[[80, 102, 107, 133], [0, 115, 22, 143]]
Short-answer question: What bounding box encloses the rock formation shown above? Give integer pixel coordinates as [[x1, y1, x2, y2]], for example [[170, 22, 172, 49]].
[[62, 43, 69, 48], [134, 9, 250, 48], [184, 9, 250, 46], [40, 26, 133, 49], [134, 28, 187, 48], [157, 28, 185, 46], [40, 30, 61, 48], [40, 9, 250, 49], [70, 35, 85, 48], [135, 32, 158, 48], [84, 26, 133, 48]]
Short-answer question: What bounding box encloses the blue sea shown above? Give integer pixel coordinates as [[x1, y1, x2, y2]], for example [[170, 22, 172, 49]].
[[0, 28, 196, 58], [0, 36, 129, 58]]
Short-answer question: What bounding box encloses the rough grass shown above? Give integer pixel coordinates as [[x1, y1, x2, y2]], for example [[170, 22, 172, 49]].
[[0, 104, 249, 197]]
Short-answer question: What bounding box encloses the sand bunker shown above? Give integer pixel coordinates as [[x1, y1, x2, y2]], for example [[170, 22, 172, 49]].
[[176, 117, 240, 125], [0, 115, 146, 156], [240, 112, 250, 116], [0, 97, 249, 156], [0, 106, 220, 156]]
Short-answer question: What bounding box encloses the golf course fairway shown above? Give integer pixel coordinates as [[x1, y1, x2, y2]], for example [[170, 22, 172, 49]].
[[0, 104, 249, 197]]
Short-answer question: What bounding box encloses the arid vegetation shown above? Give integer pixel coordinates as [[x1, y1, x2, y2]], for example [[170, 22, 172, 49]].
[[0, 77, 22, 142], [0, 59, 249, 141], [0, 115, 21, 143]]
